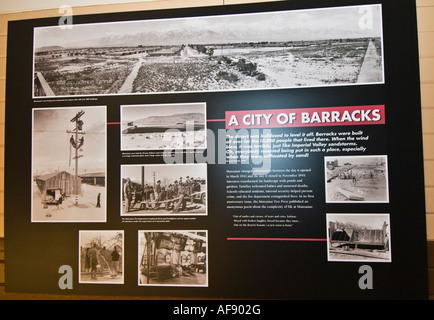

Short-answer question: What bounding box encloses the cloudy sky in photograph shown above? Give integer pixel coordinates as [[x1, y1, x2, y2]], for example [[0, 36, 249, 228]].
[[121, 103, 205, 122], [79, 230, 123, 249], [32, 106, 106, 175], [34, 4, 382, 49], [326, 155, 387, 166], [327, 214, 390, 232]]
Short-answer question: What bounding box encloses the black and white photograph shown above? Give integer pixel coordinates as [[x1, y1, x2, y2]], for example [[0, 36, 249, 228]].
[[121, 103, 206, 151], [121, 163, 207, 216], [327, 214, 391, 262], [325, 155, 389, 203], [79, 230, 124, 284], [32, 106, 106, 222], [33, 4, 383, 98], [138, 231, 208, 287]]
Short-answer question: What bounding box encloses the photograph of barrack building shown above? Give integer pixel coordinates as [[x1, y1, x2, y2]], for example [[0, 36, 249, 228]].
[[327, 213, 391, 262], [32, 106, 107, 222], [33, 4, 383, 98], [121, 103, 206, 151]]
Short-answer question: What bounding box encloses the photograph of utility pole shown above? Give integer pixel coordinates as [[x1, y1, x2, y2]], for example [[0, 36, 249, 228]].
[[31, 106, 107, 222]]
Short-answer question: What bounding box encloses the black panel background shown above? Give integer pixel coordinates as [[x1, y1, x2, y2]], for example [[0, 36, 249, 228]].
[[4, 0, 428, 299]]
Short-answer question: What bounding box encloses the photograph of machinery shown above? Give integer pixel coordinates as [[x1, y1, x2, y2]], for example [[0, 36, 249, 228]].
[[138, 231, 208, 286]]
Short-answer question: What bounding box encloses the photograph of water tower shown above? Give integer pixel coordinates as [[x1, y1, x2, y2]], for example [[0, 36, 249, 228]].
[[31, 106, 106, 222]]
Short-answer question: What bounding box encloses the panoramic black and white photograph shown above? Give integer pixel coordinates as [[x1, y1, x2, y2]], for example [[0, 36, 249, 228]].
[[327, 213, 391, 262], [79, 230, 124, 284], [31, 106, 106, 222], [138, 231, 208, 287], [121, 163, 207, 216], [325, 155, 389, 203], [121, 103, 206, 151], [33, 4, 383, 98]]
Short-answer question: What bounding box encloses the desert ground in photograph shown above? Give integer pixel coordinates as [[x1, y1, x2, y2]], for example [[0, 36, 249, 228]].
[[34, 38, 383, 96]]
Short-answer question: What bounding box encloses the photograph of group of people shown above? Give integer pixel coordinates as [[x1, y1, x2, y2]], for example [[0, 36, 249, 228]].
[[78, 230, 208, 287], [79, 230, 124, 284], [121, 163, 207, 215]]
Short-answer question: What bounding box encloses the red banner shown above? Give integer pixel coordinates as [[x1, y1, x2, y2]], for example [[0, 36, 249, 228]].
[[225, 105, 385, 129]]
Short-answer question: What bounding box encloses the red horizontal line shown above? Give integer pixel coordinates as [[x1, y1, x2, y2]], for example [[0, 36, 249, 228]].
[[227, 237, 327, 242], [107, 122, 120, 125]]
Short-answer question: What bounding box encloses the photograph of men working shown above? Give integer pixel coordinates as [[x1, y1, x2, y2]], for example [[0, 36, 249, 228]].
[[121, 163, 207, 215]]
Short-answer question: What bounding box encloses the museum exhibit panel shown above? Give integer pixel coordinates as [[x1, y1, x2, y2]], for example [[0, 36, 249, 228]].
[[3, 0, 428, 299]]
